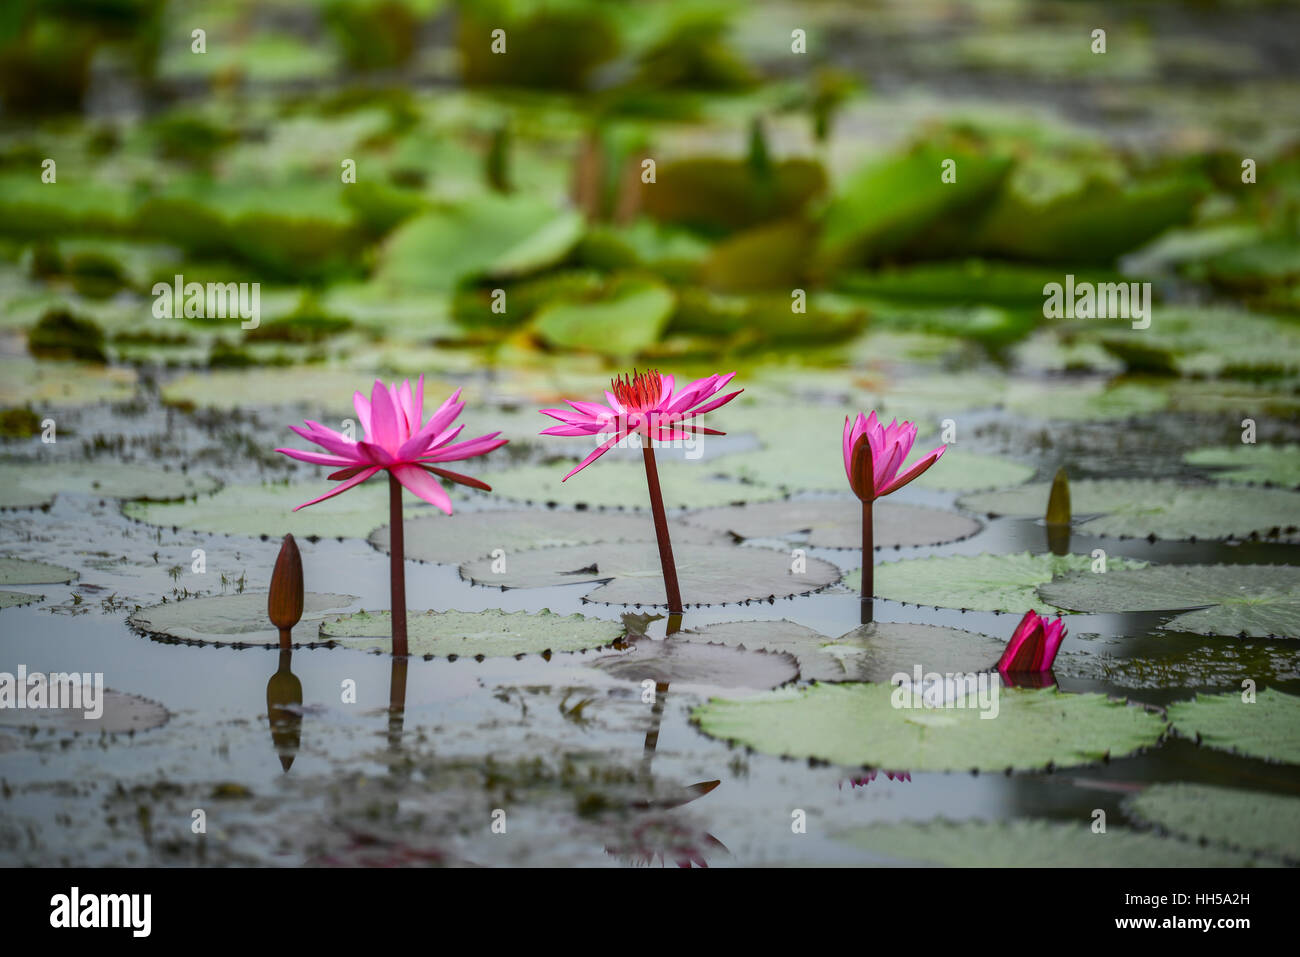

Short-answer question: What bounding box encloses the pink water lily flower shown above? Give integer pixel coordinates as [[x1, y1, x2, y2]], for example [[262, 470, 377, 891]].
[[540, 369, 742, 480], [843, 411, 947, 501], [997, 610, 1068, 673], [277, 376, 507, 513]]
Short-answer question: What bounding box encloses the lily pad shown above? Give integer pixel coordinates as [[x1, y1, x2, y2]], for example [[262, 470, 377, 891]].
[[369, 509, 725, 564], [320, 608, 625, 659], [1166, 688, 1300, 764], [129, 592, 358, 646], [124, 482, 439, 540], [959, 479, 1300, 541], [459, 542, 842, 607], [1038, 564, 1300, 638], [531, 277, 676, 357], [1001, 381, 1169, 421], [160, 367, 436, 413], [0, 462, 220, 509], [1126, 783, 1300, 861], [693, 683, 1165, 771], [0, 591, 43, 609], [848, 552, 1147, 614], [0, 689, 169, 735], [685, 619, 1005, 684], [482, 461, 783, 510], [589, 638, 799, 690], [682, 499, 981, 549], [0, 357, 136, 406], [1184, 445, 1300, 488], [837, 819, 1268, 867], [0, 557, 77, 586]]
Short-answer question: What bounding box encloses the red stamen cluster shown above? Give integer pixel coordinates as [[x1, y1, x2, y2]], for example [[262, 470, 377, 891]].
[[611, 369, 663, 412]]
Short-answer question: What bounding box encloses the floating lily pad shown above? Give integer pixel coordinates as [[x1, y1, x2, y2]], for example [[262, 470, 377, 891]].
[[1184, 445, 1300, 488], [682, 499, 981, 549], [1166, 688, 1300, 764], [685, 619, 1005, 684], [589, 638, 799, 689], [320, 608, 625, 659], [532, 276, 676, 357], [0, 357, 136, 406], [693, 683, 1165, 771], [0, 689, 170, 735], [370, 509, 724, 563], [1038, 564, 1300, 638], [1126, 783, 1300, 861], [129, 592, 358, 646], [160, 367, 439, 413], [460, 543, 842, 607], [959, 479, 1300, 541], [910, 451, 1035, 492], [0, 461, 220, 509], [482, 461, 783, 510], [0, 557, 77, 586], [1001, 381, 1169, 421], [848, 552, 1147, 614], [0, 591, 43, 609], [124, 482, 439, 539], [838, 818, 1268, 867]]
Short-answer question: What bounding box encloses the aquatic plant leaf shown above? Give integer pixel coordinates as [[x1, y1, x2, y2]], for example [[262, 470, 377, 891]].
[[0, 591, 43, 609], [320, 608, 625, 659], [848, 552, 1148, 614], [959, 479, 1300, 541], [685, 619, 1005, 684], [0, 462, 220, 509], [0, 357, 135, 406], [1183, 444, 1300, 488], [1125, 783, 1300, 861], [1001, 381, 1169, 421], [0, 557, 77, 586], [481, 461, 783, 510], [692, 683, 1164, 771], [130, 592, 358, 646], [0, 689, 169, 735], [837, 819, 1269, 867], [370, 509, 725, 563], [531, 276, 675, 356], [682, 499, 980, 549], [1038, 564, 1300, 638], [161, 367, 450, 412], [1166, 688, 1300, 764], [589, 638, 799, 689], [459, 542, 842, 606]]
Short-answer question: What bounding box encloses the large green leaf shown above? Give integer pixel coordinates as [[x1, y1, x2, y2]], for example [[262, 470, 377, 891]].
[[130, 592, 358, 647], [1038, 564, 1300, 638], [959, 479, 1300, 541], [693, 683, 1165, 771], [0, 357, 135, 406], [681, 499, 981, 549], [1166, 688, 1300, 764], [1184, 444, 1300, 488], [320, 608, 625, 659], [481, 460, 783, 510], [590, 638, 799, 689], [848, 552, 1147, 614], [1126, 783, 1300, 861], [0, 461, 220, 509], [531, 276, 675, 356], [0, 557, 77, 586], [0, 689, 170, 735]]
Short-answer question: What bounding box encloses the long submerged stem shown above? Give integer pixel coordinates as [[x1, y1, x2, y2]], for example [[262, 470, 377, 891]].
[[642, 445, 683, 614], [388, 472, 408, 657]]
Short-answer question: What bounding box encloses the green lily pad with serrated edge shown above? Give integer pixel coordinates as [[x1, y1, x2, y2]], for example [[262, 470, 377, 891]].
[[1125, 783, 1300, 862], [0, 689, 170, 735], [460, 542, 842, 607], [847, 552, 1148, 614], [0, 557, 77, 586], [682, 499, 981, 549], [0, 591, 43, 609], [837, 818, 1272, 867], [1183, 445, 1300, 488], [369, 509, 725, 563], [481, 461, 783, 510], [0, 461, 220, 509], [959, 479, 1300, 541], [129, 592, 358, 647], [589, 638, 799, 690], [1038, 564, 1300, 638], [692, 683, 1165, 772], [1166, 687, 1300, 765], [320, 608, 625, 658]]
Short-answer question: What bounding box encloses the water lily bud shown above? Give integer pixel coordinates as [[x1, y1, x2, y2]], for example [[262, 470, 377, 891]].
[[268, 533, 304, 633], [1046, 467, 1071, 526]]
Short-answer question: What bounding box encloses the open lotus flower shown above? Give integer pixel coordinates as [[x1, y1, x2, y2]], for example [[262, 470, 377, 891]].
[[997, 610, 1068, 673], [843, 411, 946, 501], [277, 376, 506, 656], [541, 369, 742, 481], [539, 369, 742, 614], [845, 411, 947, 616]]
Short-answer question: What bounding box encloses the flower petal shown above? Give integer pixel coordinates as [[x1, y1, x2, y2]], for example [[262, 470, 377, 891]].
[[292, 466, 382, 510], [391, 463, 453, 514]]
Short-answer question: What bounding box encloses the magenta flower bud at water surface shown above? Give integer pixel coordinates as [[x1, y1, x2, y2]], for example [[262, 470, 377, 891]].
[[997, 610, 1068, 673], [276, 375, 507, 511], [539, 369, 743, 479], [843, 410, 947, 501]]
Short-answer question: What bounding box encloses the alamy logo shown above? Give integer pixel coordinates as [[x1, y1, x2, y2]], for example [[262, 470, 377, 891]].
[[0, 666, 104, 719], [608, 412, 703, 459], [50, 887, 151, 937], [152, 274, 260, 329], [1042, 274, 1151, 330], [890, 666, 1000, 719]]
